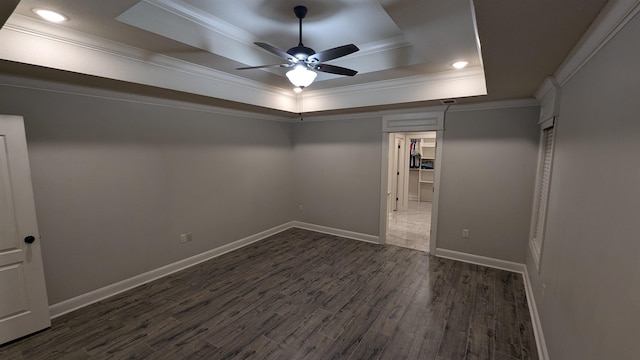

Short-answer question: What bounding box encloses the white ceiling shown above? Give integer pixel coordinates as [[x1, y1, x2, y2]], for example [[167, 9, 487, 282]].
[[0, 0, 608, 114]]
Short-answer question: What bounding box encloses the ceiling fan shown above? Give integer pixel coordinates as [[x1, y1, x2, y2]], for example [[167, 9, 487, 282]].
[[236, 5, 360, 90]]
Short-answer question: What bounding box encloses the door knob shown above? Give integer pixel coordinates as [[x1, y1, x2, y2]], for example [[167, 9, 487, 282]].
[[24, 235, 36, 244]]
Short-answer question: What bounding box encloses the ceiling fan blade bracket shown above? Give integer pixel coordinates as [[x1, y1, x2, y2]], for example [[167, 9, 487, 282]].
[[236, 63, 290, 70], [255, 42, 296, 62]]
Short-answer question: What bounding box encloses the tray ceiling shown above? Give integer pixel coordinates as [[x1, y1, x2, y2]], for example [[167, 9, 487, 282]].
[[0, 0, 608, 114]]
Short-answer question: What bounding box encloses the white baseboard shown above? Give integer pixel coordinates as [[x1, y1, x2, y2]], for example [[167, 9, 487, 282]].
[[522, 266, 550, 360], [49, 221, 295, 318], [434, 247, 549, 359], [433, 248, 525, 273], [50, 223, 549, 360], [49, 221, 378, 318], [291, 221, 380, 244]]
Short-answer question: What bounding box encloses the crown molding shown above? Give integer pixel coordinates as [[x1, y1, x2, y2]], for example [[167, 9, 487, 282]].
[[144, 0, 257, 45], [117, 0, 272, 70], [306, 67, 484, 98], [1, 12, 486, 114], [298, 99, 538, 122], [447, 98, 539, 112], [0, 74, 289, 122], [553, 0, 640, 86], [534, 77, 559, 101], [534, 77, 560, 122], [295, 112, 381, 123], [142, 0, 413, 60], [299, 67, 487, 113], [1, 15, 297, 112], [119, 0, 420, 79], [5, 16, 278, 92], [354, 36, 413, 57]]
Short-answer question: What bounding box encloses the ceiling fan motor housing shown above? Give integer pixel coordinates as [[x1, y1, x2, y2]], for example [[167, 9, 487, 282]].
[[237, 4, 359, 78], [287, 45, 316, 61]]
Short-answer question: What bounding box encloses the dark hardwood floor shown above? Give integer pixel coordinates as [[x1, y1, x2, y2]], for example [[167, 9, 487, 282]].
[[1, 228, 538, 359]]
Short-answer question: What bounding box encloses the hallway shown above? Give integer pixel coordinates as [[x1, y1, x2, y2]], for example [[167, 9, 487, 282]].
[[386, 200, 431, 252]]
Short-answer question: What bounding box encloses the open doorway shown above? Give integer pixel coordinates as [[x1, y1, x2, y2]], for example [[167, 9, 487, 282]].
[[385, 131, 437, 252]]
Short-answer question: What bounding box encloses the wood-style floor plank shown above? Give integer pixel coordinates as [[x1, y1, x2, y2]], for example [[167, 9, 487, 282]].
[[466, 266, 497, 360], [0, 228, 538, 359], [495, 272, 524, 359]]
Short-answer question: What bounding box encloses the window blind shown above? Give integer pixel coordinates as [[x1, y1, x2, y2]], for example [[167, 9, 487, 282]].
[[532, 126, 554, 249]]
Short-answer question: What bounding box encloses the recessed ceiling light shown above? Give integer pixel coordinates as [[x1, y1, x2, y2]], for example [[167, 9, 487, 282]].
[[451, 61, 469, 69], [33, 8, 68, 23]]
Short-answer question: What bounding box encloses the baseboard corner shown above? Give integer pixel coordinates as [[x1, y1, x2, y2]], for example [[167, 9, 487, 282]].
[[290, 221, 381, 244], [433, 248, 525, 273], [49, 221, 295, 318], [522, 266, 550, 360]]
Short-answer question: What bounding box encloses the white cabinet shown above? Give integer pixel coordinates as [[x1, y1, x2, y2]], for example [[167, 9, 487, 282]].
[[406, 133, 437, 203], [408, 169, 420, 201], [419, 169, 434, 201], [418, 140, 436, 202]]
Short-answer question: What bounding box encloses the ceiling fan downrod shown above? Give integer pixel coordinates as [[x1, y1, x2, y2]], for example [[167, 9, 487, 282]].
[[294, 5, 307, 47], [288, 6, 314, 61]]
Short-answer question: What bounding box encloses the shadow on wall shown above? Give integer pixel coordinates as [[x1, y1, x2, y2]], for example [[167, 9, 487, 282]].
[[8, 86, 291, 147]]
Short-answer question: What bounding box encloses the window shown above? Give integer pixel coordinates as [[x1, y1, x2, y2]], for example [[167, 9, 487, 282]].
[[530, 117, 555, 270]]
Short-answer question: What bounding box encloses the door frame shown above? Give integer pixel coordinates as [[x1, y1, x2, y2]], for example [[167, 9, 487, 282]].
[[379, 109, 445, 254]]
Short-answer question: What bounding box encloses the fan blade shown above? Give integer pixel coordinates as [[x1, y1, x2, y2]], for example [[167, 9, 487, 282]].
[[308, 44, 359, 63], [236, 63, 291, 70], [255, 42, 296, 61], [313, 63, 358, 76]]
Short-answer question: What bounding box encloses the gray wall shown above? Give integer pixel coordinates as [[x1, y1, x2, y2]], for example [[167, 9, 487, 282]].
[[0, 75, 542, 306], [526, 11, 640, 360], [0, 79, 295, 304], [437, 107, 540, 262], [291, 117, 382, 236], [291, 106, 540, 264]]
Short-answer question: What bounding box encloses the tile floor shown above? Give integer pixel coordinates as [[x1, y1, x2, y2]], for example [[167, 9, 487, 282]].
[[386, 200, 431, 252]]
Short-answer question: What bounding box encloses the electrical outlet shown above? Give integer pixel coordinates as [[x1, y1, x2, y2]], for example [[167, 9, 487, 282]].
[[299, 205, 304, 211], [462, 228, 470, 238], [180, 233, 193, 243]]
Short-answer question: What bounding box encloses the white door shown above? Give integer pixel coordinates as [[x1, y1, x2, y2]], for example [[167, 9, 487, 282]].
[[0, 115, 50, 345]]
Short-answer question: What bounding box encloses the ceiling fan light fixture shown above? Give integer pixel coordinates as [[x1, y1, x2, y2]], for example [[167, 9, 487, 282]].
[[33, 8, 68, 23], [451, 61, 469, 69], [286, 65, 317, 88], [238, 6, 359, 88]]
